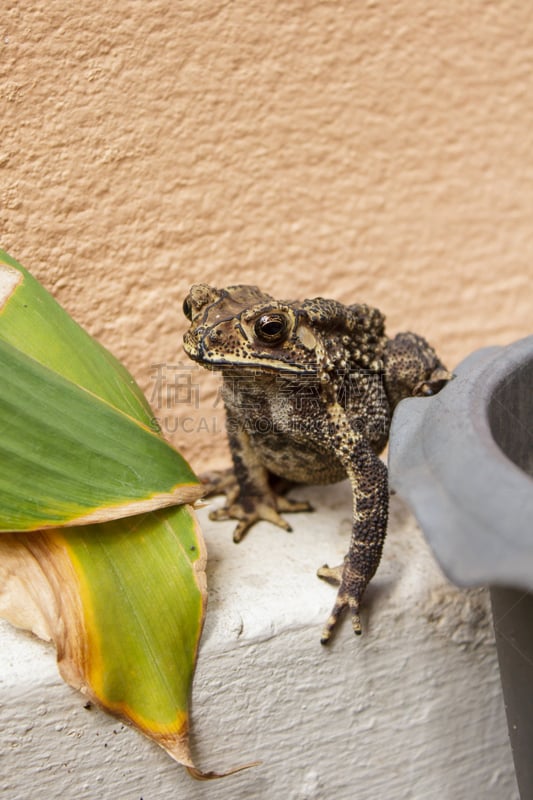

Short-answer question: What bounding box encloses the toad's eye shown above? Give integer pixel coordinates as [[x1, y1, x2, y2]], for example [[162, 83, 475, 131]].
[[254, 313, 288, 344], [182, 296, 193, 320]]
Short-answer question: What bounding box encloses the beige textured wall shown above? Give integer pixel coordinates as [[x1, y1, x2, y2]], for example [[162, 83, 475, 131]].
[[2, 1, 532, 469]]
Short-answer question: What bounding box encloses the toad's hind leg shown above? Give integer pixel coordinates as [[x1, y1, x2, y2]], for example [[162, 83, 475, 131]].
[[201, 469, 312, 513], [200, 467, 239, 502]]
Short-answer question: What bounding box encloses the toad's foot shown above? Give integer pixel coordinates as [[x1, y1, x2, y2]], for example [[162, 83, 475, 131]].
[[414, 367, 454, 397], [210, 493, 313, 543], [202, 468, 313, 541], [317, 562, 367, 643]]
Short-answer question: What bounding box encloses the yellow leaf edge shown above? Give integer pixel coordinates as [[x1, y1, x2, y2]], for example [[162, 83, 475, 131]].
[[8, 483, 205, 534]]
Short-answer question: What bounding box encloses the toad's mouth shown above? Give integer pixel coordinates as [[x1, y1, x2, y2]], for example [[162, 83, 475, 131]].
[[183, 332, 315, 375]]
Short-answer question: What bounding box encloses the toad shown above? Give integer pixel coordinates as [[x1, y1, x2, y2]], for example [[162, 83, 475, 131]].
[[183, 285, 450, 643]]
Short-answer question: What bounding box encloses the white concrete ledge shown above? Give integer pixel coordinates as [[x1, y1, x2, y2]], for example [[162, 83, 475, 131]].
[[0, 484, 519, 799]]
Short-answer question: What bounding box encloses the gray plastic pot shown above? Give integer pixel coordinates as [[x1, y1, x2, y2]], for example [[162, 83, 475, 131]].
[[388, 335, 533, 800]]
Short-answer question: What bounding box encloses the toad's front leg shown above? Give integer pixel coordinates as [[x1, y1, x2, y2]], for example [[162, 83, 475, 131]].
[[208, 413, 311, 543], [317, 407, 389, 643]]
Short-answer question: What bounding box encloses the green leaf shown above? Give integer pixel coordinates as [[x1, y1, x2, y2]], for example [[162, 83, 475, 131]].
[[0, 251, 226, 776], [0, 337, 200, 531], [64, 506, 204, 734], [0, 250, 154, 420], [0, 252, 202, 531]]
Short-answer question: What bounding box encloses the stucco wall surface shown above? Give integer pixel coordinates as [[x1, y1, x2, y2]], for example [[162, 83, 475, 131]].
[[1, 0, 532, 467]]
